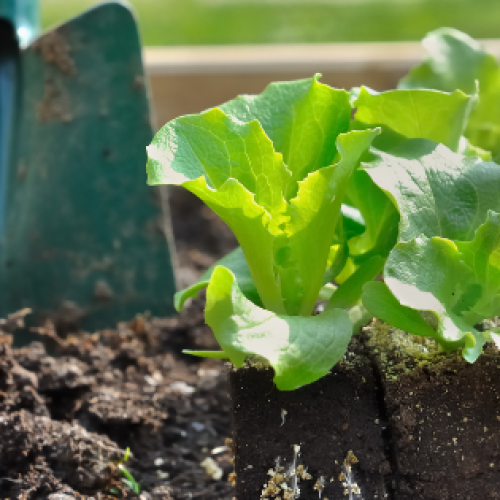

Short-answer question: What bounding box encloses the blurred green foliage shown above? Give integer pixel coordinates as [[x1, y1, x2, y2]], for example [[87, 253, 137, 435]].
[[41, 0, 500, 46]]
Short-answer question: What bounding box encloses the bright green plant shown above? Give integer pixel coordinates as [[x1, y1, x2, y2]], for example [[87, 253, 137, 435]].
[[109, 447, 141, 496], [362, 140, 500, 361], [146, 30, 500, 390], [358, 29, 500, 360], [148, 75, 381, 390]]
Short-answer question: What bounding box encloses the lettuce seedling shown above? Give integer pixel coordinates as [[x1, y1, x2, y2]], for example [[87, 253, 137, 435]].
[[362, 139, 500, 361], [348, 31, 500, 363], [147, 75, 379, 390]]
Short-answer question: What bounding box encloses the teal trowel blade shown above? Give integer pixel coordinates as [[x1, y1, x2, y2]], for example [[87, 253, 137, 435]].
[[1, 2, 176, 331]]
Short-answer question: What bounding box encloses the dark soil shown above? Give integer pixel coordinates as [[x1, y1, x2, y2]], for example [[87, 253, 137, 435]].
[[0, 187, 238, 500], [231, 323, 500, 500], [381, 348, 500, 500], [230, 339, 390, 500]]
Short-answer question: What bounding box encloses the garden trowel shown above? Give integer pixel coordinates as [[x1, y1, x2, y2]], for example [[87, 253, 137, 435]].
[[0, 1, 176, 336]]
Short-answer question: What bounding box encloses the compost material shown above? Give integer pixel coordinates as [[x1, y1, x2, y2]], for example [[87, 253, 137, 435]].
[[0, 188, 238, 500]]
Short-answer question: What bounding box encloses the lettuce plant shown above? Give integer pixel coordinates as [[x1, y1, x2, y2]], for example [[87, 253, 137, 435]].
[[362, 140, 500, 361], [147, 76, 380, 390], [146, 30, 500, 390], [357, 28, 500, 362]]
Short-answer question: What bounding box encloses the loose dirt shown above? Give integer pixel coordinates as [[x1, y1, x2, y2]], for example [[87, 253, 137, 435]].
[[0, 187, 238, 500]]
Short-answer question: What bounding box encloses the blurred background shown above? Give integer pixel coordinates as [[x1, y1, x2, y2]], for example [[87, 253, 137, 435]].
[[42, 0, 500, 46], [39, 0, 500, 126]]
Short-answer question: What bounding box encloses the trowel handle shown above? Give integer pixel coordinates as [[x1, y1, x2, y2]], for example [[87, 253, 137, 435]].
[[0, 0, 37, 240], [0, 19, 17, 240], [0, 0, 39, 47]]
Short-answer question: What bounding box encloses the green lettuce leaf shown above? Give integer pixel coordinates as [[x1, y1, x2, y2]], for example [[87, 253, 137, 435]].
[[353, 86, 474, 152], [363, 140, 500, 243], [381, 236, 483, 357], [219, 74, 351, 198], [399, 28, 492, 97], [364, 215, 500, 362], [174, 247, 261, 311], [148, 106, 288, 313], [203, 267, 353, 390], [399, 28, 500, 160], [148, 75, 379, 317]]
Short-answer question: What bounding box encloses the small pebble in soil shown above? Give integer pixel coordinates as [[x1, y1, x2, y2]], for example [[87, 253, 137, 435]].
[[170, 380, 196, 395], [201, 456, 224, 480]]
